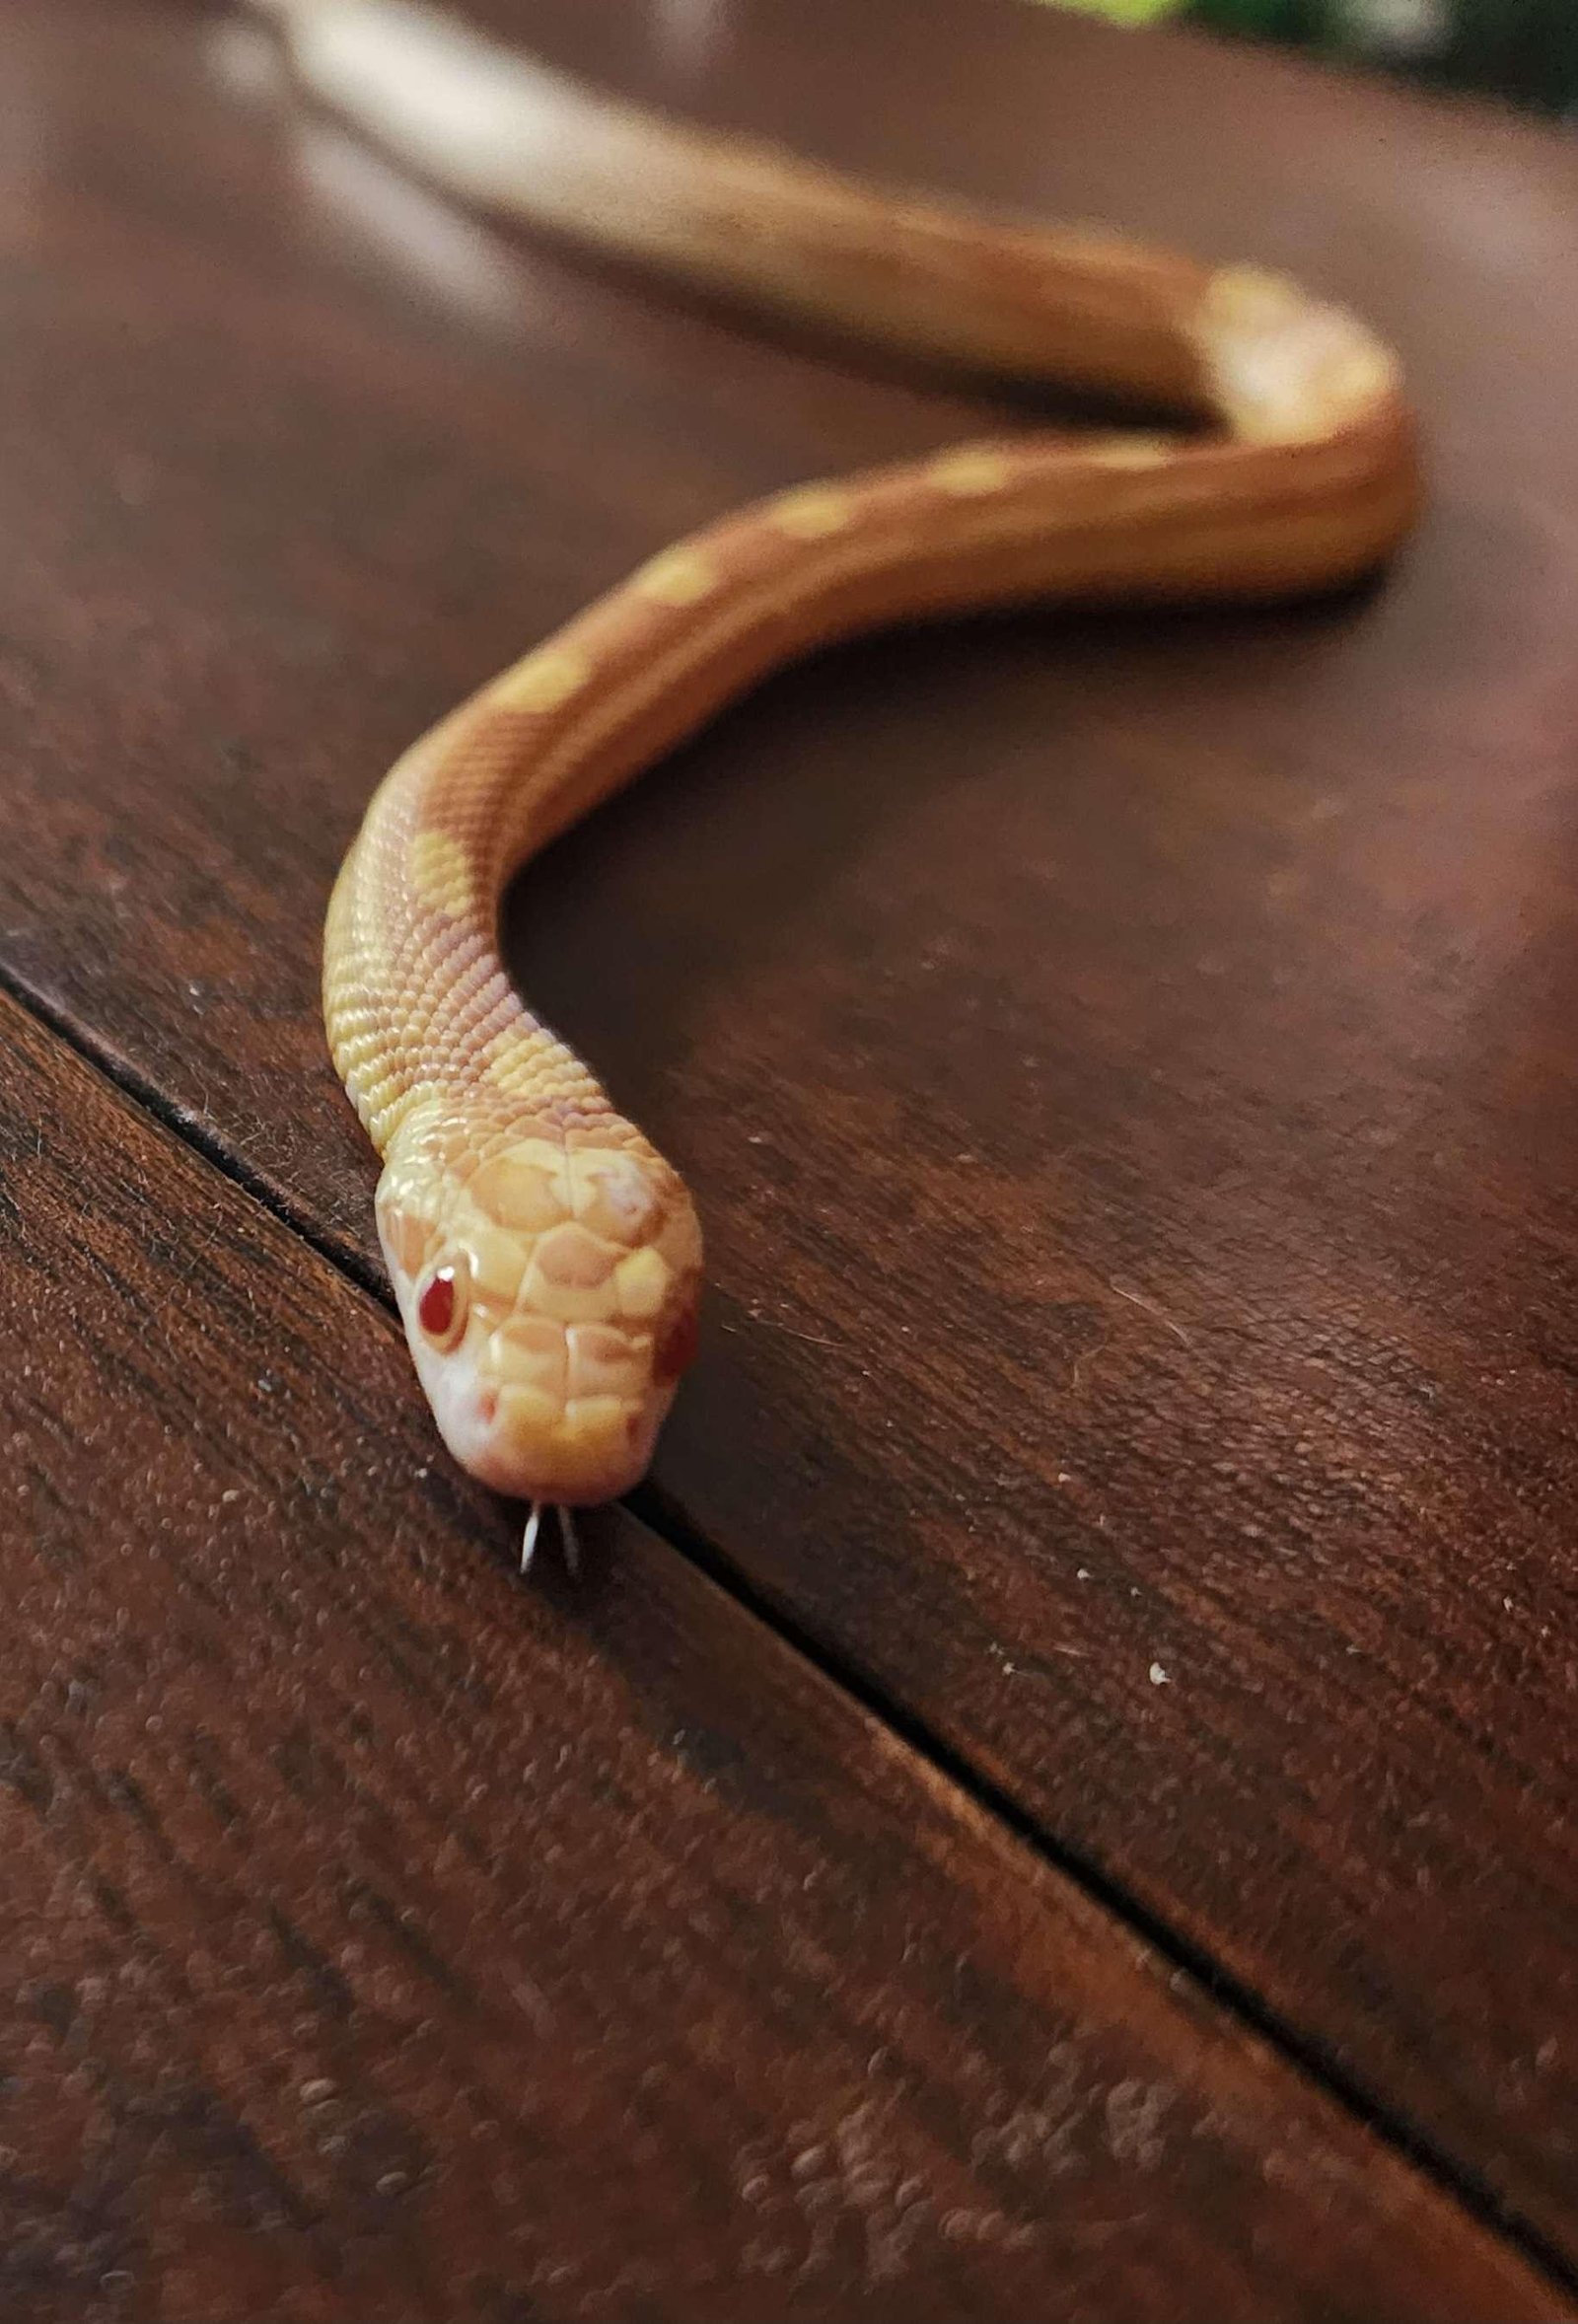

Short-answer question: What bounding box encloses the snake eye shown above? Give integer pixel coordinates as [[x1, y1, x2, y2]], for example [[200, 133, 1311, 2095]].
[[417, 1263, 467, 1350]]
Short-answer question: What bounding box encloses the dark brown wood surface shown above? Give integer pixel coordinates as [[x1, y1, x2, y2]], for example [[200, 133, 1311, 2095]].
[[6, 984, 1554, 2322], [5, 0, 1578, 2308]]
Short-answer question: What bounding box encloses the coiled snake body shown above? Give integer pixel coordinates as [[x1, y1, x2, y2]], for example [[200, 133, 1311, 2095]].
[[280, 2, 1418, 1536]]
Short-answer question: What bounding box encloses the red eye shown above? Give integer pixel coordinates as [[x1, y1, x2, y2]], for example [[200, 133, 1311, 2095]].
[[418, 1265, 464, 1346]]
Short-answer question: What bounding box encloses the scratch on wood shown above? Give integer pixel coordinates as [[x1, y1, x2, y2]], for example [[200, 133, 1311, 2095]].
[[1105, 1280, 1192, 1349]]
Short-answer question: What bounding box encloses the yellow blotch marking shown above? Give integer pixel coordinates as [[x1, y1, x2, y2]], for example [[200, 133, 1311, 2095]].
[[769, 485, 855, 539], [394, 1212, 433, 1277], [570, 1151, 659, 1247], [1091, 437, 1174, 470], [408, 829, 475, 921], [633, 547, 719, 606], [535, 1223, 615, 1290], [469, 1151, 564, 1233], [523, 1269, 616, 1326], [498, 1381, 560, 1436], [1196, 266, 1399, 444], [490, 646, 591, 713], [489, 1317, 567, 1397], [1317, 342, 1399, 414], [567, 1322, 644, 1400], [457, 1224, 527, 1309], [614, 1246, 671, 1321], [930, 448, 1013, 496], [507, 1135, 574, 1175], [563, 1395, 629, 1438], [1204, 264, 1303, 329]]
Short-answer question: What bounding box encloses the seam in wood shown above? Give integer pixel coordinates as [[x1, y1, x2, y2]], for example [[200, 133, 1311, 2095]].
[[2, 956, 1574, 2303]]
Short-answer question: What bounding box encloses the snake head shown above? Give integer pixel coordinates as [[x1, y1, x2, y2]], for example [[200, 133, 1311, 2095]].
[[376, 1109, 702, 1505]]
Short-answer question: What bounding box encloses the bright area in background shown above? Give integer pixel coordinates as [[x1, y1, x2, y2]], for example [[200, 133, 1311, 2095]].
[[1038, 0, 1187, 22], [1027, 0, 1578, 113]]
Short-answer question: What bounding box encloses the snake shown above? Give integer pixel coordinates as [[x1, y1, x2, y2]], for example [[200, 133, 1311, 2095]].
[[270, 1, 1418, 1551]]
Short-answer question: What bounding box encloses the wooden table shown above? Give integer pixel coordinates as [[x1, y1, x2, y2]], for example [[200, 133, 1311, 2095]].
[[4, 2, 1578, 2314]]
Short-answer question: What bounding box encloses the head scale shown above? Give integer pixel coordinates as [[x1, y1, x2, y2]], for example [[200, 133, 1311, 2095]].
[[376, 1107, 702, 1504]]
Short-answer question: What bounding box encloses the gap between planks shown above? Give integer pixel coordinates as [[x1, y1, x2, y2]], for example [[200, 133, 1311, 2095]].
[[3, 949, 1575, 2306]]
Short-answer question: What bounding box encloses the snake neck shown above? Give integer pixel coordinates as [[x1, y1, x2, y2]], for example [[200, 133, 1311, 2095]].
[[323, 797, 614, 1163]]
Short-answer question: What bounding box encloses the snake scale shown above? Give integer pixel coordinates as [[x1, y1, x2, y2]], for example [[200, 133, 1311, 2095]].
[[269, 1, 1419, 1543]]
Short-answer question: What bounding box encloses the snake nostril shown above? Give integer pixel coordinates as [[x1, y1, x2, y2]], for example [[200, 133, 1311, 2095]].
[[477, 1387, 499, 1426]]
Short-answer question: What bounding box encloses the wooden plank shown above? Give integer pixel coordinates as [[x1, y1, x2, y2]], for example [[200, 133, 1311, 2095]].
[[0, 985, 1557, 2321], [6, 0, 1578, 2262]]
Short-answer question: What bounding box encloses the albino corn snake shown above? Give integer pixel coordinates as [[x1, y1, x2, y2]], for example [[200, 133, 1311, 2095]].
[[265, 1, 1419, 1552]]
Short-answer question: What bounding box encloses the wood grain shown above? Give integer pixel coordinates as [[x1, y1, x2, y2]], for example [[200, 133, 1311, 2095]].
[[3, 985, 1558, 2322], [6, 0, 1578, 2273]]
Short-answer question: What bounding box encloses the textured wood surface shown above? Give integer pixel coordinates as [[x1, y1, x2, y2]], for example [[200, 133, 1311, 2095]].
[[5, 985, 1556, 2323], [4, 0, 1578, 2304]]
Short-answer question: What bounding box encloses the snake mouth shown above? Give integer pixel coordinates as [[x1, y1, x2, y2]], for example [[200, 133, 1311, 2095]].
[[430, 1367, 673, 1506]]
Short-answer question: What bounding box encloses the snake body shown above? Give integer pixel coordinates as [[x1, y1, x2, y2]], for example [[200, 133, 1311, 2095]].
[[286, 1, 1419, 1512]]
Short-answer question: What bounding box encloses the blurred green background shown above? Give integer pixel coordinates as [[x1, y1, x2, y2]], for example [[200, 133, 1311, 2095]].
[[1041, 0, 1578, 113]]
